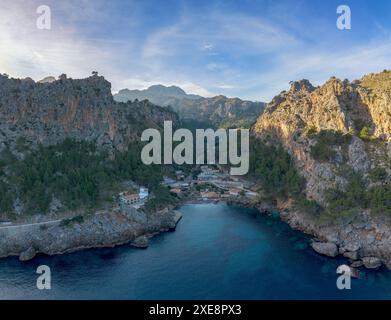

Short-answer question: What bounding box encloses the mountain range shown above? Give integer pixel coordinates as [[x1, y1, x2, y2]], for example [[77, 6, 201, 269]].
[[114, 85, 265, 128]]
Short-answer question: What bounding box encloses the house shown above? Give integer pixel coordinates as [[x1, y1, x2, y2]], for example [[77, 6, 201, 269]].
[[119, 192, 140, 205], [139, 187, 149, 200]]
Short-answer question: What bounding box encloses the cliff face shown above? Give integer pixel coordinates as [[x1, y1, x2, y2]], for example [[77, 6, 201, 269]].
[[253, 71, 391, 205], [0, 74, 179, 153]]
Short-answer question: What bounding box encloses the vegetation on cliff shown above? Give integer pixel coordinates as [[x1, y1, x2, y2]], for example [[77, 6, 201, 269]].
[[248, 137, 322, 215], [0, 139, 175, 218], [252, 70, 391, 219]]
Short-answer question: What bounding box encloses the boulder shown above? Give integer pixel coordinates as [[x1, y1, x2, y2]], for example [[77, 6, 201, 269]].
[[19, 247, 36, 261], [343, 251, 358, 261], [362, 257, 382, 269], [311, 241, 338, 257], [130, 235, 149, 249], [350, 260, 363, 268]]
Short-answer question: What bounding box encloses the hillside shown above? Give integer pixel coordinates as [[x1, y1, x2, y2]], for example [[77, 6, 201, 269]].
[[253, 70, 391, 210], [250, 70, 391, 269]]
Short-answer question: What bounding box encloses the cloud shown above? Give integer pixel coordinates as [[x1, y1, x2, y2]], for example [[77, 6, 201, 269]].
[[141, 12, 298, 61], [216, 84, 234, 90], [1, 0, 391, 103], [0, 1, 118, 81], [201, 42, 214, 51]]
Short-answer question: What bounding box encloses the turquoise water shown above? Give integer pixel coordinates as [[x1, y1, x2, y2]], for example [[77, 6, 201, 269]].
[[1, 203, 391, 299]]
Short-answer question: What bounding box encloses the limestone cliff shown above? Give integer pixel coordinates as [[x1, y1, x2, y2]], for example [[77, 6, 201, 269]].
[[252, 70, 391, 269], [253, 70, 391, 205], [0, 74, 179, 153]]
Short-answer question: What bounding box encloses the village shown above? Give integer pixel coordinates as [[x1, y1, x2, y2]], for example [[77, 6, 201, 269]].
[[117, 165, 258, 213]]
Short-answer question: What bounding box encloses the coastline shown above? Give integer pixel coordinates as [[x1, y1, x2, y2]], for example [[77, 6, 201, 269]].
[[2, 193, 391, 273], [0, 207, 182, 262], [228, 196, 391, 271]]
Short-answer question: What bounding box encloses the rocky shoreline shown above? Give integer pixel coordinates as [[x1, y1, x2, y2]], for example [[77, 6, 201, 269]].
[[3, 194, 391, 273], [228, 197, 391, 272], [0, 208, 182, 262]]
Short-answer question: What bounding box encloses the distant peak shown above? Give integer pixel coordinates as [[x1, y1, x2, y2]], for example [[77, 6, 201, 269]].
[[289, 79, 315, 93], [38, 76, 56, 84], [147, 84, 187, 96]]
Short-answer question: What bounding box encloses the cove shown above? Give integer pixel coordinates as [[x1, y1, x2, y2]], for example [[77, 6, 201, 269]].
[[1, 203, 391, 299]]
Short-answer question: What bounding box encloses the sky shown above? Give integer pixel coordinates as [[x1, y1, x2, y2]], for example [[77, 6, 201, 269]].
[[1, 0, 391, 101]]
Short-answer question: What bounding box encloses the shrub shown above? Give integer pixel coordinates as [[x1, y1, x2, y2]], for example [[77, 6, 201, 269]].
[[59, 215, 85, 227], [249, 138, 305, 198], [359, 126, 371, 141], [295, 196, 323, 216], [306, 126, 318, 137], [310, 142, 336, 162], [310, 130, 352, 162], [369, 167, 388, 183]]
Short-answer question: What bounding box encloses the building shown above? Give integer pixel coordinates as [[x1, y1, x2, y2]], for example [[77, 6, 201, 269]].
[[119, 192, 140, 205], [139, 187, 149, 200]]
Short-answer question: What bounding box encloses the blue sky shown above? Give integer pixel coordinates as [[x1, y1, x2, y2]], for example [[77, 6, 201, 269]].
[[1, 0, 391, 101]]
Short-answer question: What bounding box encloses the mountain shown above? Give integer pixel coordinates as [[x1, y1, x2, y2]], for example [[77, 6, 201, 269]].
[[251, 70, 391, 268], [114, 85, 202, 106], [37, 76, 56, 84], [0, 74, 179, 153], [114, 85, 265, 128]]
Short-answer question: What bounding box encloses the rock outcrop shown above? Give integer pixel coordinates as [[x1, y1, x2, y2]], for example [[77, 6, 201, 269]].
[[362, 257, 382, 269], [311, 241, 338, 257], [0, 74, 179, 154], [0, 208, 181, 260], [251, 70, 391, 269], [253, 71, 391, 204]]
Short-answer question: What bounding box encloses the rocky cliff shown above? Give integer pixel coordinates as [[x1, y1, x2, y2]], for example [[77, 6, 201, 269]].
[[253, 70, 391, 205], [252, 70, 391, 269], [0, 74, 179, 153]]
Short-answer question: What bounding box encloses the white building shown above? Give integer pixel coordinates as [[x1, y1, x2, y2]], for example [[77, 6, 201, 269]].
[[139, 187, 149, 200]]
